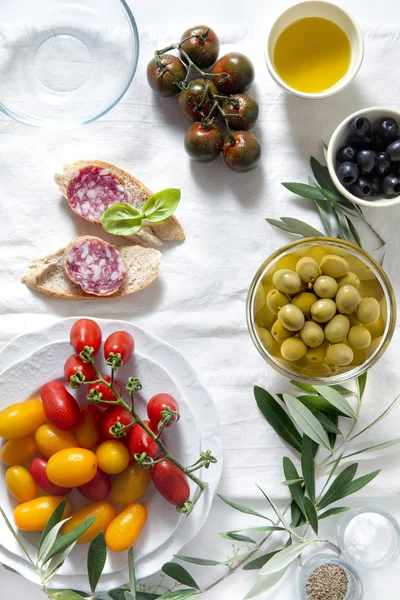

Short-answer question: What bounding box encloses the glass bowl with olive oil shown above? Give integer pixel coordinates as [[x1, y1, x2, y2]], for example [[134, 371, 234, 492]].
[[246, 238, 396, 384], [265, 1, 364, 99]]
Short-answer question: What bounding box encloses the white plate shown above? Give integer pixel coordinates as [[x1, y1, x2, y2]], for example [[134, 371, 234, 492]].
[[0, 318, 223, 592]]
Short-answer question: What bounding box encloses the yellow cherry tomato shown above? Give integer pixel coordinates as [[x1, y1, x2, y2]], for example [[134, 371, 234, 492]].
[[46, 448, 97, 487], [111, 461, 152, 504], [96, 440, 130, 475], [0, 399, 46, 440], [6, 466, 37, 503], [0, 436, 37, 466], [63, 501, 117, 544], [34, 424, 79, 458], [14, 496, 71, 532], [105, 503, 147, 552]]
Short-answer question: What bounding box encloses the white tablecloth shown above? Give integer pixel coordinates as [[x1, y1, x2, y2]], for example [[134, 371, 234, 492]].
[[2, 0, 400, 597]]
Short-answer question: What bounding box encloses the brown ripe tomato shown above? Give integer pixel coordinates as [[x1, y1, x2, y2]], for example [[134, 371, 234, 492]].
[[34, 424, 78, 458], [212, 52, 255, 95], [70, 319, 102, 355], [0, 399, 46, 440], [101, 405, 133, 440], [0, 436, 36, 466], [75, 405, 103, 449], [223, 93, 259, 131], [41, 380, 81, 431], [30, 457, 72, 496], [14, 496, 71, 532], [147, 393, 179, 430], [178, 79, 217, 122], [64, 354, 97, 384], [111, 461, 152, 505], [6, 466, 37, 503], [105, 503, 147, 552], [128, 420, 158, 459], [180, 25, 219, 68], [77, 468, 111, 502], [104, 331, 134, 364], [88, 376, 123, 408], [46, 448, 97, 487], [63, 501, 116, 544], [152, 459, 190, 505], [147, 54, 186, 97], [223, 131, 261, 173], [184, 122, 223, 163]]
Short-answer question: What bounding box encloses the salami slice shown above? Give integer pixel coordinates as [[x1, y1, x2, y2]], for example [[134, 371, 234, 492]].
[[63, 236, 127, 296], [67, 166, 128, 223]]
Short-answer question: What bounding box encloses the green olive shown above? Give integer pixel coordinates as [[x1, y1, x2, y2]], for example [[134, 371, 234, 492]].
[[337, 272, 360, 289], [271, 320, 294, 342], [347, 325, 372, 350], [320, 255, 349, 278], [306, 246, 327, 264], [281, 337, 307, 361], [300, 321, 324, 347], [302, 362, 333, 376], [292, 293, 318, 318], [311, 298, 337, 323], [272, 269, 302, 295], [365, 336, 383, 358], [296, 257, 319, 283], [348, 313, 362, 326], [254, 283, 266, 313], [278, 305, 305, 331], [256, 326, 274, 353], [306, 344, 327, 364], [326, 343, 354, 366], [356, 297, 380, 325], [335, 285, 361, 315], [313, 275, 338, 299], [266, 289, 290, 314], [324, 314, 350, 343]]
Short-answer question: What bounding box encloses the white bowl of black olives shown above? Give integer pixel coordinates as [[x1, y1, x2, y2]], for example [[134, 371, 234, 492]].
[[327, 107, 400, 208]]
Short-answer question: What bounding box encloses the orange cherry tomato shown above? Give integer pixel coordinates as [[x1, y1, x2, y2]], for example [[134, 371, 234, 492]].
[[34, 424, 79, 458], [105, 503, 147, 552], [46, 448, 98, 487], [0, 436, 36, 466], [0, 399, 46, 440], [96, 440, 130, 475], [63, 501, 117, 544], [14, 496, 71, 532], [111, 461, 152, 505], [75, 405, 103, 449], [6, 466, 37, 503]]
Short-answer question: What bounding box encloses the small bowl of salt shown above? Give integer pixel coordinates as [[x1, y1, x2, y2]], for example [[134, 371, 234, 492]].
[[337, 505, 400, 570]]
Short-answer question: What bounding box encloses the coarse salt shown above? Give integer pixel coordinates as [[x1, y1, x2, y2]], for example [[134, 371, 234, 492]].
[[344, 512, 394, 563]]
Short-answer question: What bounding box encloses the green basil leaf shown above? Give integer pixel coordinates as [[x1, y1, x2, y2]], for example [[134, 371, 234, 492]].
[[301, 435, 315, 503], [283, 394, 331, 450], [101, 203, 143, 236], [142, 188, 181, 223], [282, 457, 305, 516], [318, 507, 351, 520], [259, 540, 317, 575], [43, 517, 96, 563], [303, 497, 318, 535], [280, 217, 325, 237], [254, 386, 302, 453], [162, 562, 199, 590], [38, 500, 67, 558], [88, 532, 106, 593], [357, 372, 368, 400], [217, 494, 272, 522], [173, 555, 221, 566], [314, 385, 356, 418], [282, 182, 327, 202], [265, 218, 296, 234], [242, 550, 281, 571], [244, 568, 288, 599], [317, 464, 358, 509]]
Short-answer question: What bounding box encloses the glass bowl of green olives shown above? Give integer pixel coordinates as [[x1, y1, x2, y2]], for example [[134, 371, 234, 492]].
[[247, 237, 396, 384]]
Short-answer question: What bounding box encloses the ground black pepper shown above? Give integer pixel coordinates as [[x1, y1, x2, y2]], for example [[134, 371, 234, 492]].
[[306, 563, 349, 600]]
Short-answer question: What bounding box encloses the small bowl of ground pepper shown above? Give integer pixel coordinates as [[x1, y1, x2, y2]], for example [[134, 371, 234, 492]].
[[299, 554, 363, 600]]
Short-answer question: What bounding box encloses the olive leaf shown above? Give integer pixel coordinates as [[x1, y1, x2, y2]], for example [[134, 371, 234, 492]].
[[254, 386, 302, 453], [128, 547, 137, 600], [88, 532, 107, 593], [290, 381, 354, 396], [282, 457, 305, 517], [43, 517, 96, 563], [0, 506, 35, 568], [282, 182, 327, 202], [281, 478, 304, 486], [283, 394, 331, 450], [244, 568, 288, 599], [301, 435, 315, 503], [317, 463, 358, 509], [281, 217, 325, 237], [297, 394, 349, 417], [101, 203, 143, 236], [290, 499, 306, 528], [43, 542, 77, 584], [46, 591, 87, 600], [318, 507, 351, 520], [255, 485, 298, 537], [350, 393, 400, 440], [155, 591, 201, 600], [242, 550, 281, 571], [310, 157, 341, 197], [174, 555, 221, 566], [319, 469, 381, 509], [38, 518, 71, 564], [38, 500, 67, 558], [259, 540, 317, 576], [142, 188, 181, 223], [339, 438, 400, 460], [162, 562, 200, 590], [357, 372, 368, 400], [303, 497, 318, 535], [311, 409, 342, 435], [314, 386, 356, 418], [265, 218, 296, 234], [219, 532, 257, 544], [217, 495, 273, 522]]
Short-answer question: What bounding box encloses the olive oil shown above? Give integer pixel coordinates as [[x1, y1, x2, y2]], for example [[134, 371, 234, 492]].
[[273, 17, 351, 94]]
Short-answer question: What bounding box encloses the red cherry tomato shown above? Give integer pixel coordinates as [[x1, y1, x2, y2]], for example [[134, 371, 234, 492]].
[[77, 468, 111, 501], [128, 420, 158, 459], [104, 331, 135, 364], [101, 406, 134, 440], [64, 354, 97, 384], [75, 404, 103, 449], [70, 319, 102, 355], [152, 458, 190, 505], [88, 376, 123, 408], [147, 393, 179, 430], [41, 380, 81, 431], [30, 457, 72, 496]]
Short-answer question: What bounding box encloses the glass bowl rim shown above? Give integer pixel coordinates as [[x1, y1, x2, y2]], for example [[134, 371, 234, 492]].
[[298, 552, 363, 600], [246, 236, 397, 384], [0, 0, 140, 129]]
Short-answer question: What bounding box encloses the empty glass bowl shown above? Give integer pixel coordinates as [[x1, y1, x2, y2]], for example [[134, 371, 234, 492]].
[[0, 0, 139, 129]]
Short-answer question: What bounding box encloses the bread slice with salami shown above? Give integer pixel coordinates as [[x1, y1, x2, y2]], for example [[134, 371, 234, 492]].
[[21, 236, 161, 300], [54, 160, 185, 247]]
